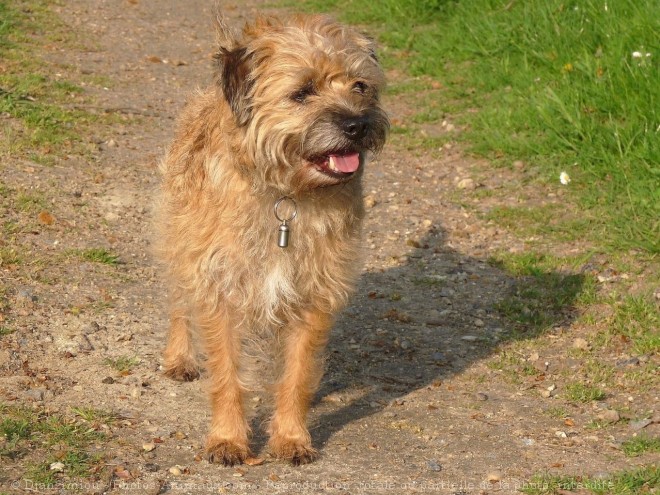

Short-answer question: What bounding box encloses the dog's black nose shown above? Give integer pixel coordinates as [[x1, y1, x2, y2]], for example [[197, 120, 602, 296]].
[[341, 116, 368, 140]]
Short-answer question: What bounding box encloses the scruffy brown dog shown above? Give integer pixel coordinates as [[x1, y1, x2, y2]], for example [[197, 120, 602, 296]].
[[157, 14, 388, 466]]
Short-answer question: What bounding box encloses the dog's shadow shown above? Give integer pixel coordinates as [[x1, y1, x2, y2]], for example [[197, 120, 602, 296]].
[[302, 223, 588, 450]]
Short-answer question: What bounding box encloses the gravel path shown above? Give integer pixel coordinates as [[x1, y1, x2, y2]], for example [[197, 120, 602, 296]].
[[1, 1, 655, 494]]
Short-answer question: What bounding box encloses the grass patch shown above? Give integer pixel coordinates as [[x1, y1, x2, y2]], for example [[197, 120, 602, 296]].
[[104, 355, 140, 373], [0, 0, 112, 162], [622, 434, 660, 457], [565, 382, 606, 403], [75, 248, 119, 266], [0, 404, 107, 483], [297, 0, 659, 252], [488, 252, 596, 335], [522, 465, 659, 494], [599, 294, 660, 354]]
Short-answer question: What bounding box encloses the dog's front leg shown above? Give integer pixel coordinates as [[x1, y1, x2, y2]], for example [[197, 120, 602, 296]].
[[268, 309, 332, 465], [199, 304, 251, 466]]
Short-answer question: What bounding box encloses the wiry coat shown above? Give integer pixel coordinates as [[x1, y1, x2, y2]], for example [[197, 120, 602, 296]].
[[157, 14, 388, 466]]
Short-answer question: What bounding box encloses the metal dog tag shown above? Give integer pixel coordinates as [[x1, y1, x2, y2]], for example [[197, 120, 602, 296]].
[[274, 196, 297, 248], [278, 222, 290, 248]]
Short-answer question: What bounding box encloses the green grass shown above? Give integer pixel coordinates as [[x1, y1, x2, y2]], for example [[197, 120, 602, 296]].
[[104, 355, 140, 373], [75, 248, 119, 266], [295, 0, 659, 253], [1, 404, 106, 483], [622, 434, 660, 457], [0, 0, 111, 161], [600, 294, 660, 354], [523, 465, 659, 494], [488, 252, 596, 335], [565, 382, 606, 403]]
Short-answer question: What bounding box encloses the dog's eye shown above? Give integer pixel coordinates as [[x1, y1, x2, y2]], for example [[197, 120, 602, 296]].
[[352, 81, 369, 94], [291, 82, 316, 103]]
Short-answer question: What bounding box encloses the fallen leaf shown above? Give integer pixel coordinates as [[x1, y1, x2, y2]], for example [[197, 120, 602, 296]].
[[114, 466, 132, 480], [244, 457, 264, 466], [146, 55, 163, 63], [564, 418, 575, 427], [38, 210, 55, 225], [269, 473, 280, 482]]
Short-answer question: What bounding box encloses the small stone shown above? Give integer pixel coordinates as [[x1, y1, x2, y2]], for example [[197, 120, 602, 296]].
[[84, 322, 101, 334], [598, 409, 620, 424], [555, 431, 567, 438], [629, 418, 652, 431], [168, 466, 183, 476], [487, 471, 502, 483], [456, 178, 476, 190], [144, 463, 160, 472], [540, 390, 552, 398], [50, 461, 65, 472], [476, 392, 488, 401], [513, 160, 525, 170], [364, 195, 377, 208], [474, 318, 485, 327], [427, 459, 442, 472], [461, 335, 478, 342], [102, 376, 115, 384], [400, 340, 410, 350], [573, 338, 590, 350], [142, 442, 156, 452], [173, 431, 187, 440], [406, 238, 422, 248], [422, 219, 433, 228], [615, 357, 640, 368], [26, 388, 46, 401]]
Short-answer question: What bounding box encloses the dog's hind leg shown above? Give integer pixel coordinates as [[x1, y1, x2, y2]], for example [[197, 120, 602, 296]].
[[163, 300, 200, 382], [268, 309, 332, 465]]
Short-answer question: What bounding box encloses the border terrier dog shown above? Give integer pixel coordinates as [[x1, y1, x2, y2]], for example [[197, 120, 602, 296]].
[[157, 14, 388, 466]]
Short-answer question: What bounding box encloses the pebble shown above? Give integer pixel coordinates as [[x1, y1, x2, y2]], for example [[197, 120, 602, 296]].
[[474, 319, 485, 327], [487, 471, 502, 483], [400, 340, 410, 350], [598, 409, 620, 424], [102, 376, 115, 384], [26, 388, 46, 401], [629, 418, 652, 431], [476, 392, 488, 401], [364, 195, 377, 208], [461, 335, 478, 342], [168, 466, 183, 476], [142, 442, 156, 452], [50, 461, 65, 472], [456, 178, 476, 190], [427, 459, 442, 472], [555, 431, 567, 438], [573, 338, 590, 350]]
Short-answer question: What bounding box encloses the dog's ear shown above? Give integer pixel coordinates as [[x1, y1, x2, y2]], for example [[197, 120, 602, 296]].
[[215, 46, 254, 126]]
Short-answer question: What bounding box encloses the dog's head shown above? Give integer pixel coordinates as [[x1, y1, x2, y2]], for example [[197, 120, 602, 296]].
[[214, 15, 389, 192]]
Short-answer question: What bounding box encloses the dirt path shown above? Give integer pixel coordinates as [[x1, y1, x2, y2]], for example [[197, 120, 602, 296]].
[[1, 1, 656, 494]]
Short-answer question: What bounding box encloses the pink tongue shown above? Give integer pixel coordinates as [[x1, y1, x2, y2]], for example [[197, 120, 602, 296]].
[[330, 153, 360, 173]]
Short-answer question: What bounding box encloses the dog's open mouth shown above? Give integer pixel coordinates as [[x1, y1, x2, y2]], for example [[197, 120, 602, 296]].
[[310, 151, 361, 179]]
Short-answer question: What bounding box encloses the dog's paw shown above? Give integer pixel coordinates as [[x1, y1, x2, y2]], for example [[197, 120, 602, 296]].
[[206, 440, 250, 466], [270, 438, 318, 466], [163, 363, 200, 382]]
